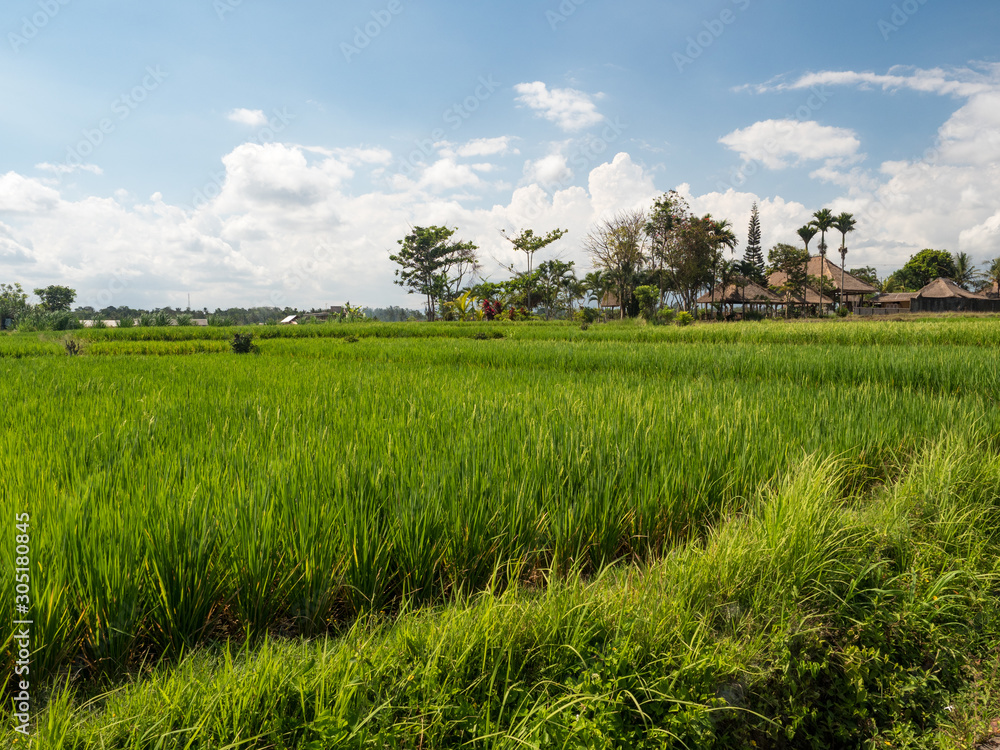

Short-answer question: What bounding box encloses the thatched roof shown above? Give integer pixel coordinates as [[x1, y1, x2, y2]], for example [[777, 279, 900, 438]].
[[876, 292, 917, 304], [599, 292, 620, 308], [806, 255, 879, 294], [696, 281, 782, 305], [766, 271, 836, 305], [916, 277, 988, 300]]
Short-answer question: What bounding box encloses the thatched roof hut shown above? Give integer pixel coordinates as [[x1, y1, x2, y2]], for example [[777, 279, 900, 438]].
[[915, 277, 986, 300], [696, 281, 782, 305]]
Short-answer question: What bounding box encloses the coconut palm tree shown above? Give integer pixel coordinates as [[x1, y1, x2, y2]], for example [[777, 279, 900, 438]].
[[810, 209, 835, 314], [832, 212, 857, 309], [986, 256, 1000, 296], [951, 251, 984, 291], [796, 225, 818, 313], [701, 216, 739, 314]]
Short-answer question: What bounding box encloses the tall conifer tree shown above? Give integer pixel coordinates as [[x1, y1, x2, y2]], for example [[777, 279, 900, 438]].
[[743, 202, 766, 283]]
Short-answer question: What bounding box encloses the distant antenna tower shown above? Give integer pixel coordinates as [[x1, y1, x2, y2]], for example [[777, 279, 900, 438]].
[[187, 293, 191, 311]]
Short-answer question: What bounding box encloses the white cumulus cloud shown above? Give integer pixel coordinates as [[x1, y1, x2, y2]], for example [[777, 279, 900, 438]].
[[514, 82, 604, 131], [719, 120, 863, 170], [227, 108, 269, 127]]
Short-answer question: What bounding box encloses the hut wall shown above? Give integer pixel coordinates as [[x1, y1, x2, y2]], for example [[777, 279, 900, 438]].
[[910, 298, 1000, 313]]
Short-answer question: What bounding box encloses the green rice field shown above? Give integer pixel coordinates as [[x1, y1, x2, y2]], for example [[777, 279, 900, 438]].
[[2, 318, 1000, 748]]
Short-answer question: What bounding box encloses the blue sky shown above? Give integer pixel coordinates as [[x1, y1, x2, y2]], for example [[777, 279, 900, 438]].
[[2, 0, 999, 310]]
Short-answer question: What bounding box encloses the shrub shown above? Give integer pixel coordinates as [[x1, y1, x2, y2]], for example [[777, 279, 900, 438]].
[[654, 307, 676, 325], [837, 307, 851, 318], [153, 311, 172, 327], [118, 317, 136, 329], [633, 285, 659, 320], [231, 332, 259, 354], [63, 336, 83, 355], [138, 313, 155, 327], [175, 314, 193, 326], [676, 311, 695, 326]]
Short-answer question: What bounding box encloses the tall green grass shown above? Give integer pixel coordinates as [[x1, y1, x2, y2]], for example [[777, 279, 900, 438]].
[[2, 320, 1000, 747], [3, 330, 1000, 677], [10, 440, 999, 748]]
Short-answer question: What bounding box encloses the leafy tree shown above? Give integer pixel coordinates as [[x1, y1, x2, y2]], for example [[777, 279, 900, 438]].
[[34, 284, 76, 311], [743, 202, 766, 284], [0, 283, 29, 327], [645, 191, 689, 307], [633, 285, 659, 320], [951, 251, 983, 290], [584, 210, 649, 319], [500, 228, 568, 313], [886, 249, 957, 291], [848, 266, 879, 288], [390, 226, 479, 321], [582, 270, 612, 309], [534, 259, 578, 318], [768, 243, 809, 318]]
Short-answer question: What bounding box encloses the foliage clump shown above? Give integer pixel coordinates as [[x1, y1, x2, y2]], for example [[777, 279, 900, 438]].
[[230, 332, 259, 354]]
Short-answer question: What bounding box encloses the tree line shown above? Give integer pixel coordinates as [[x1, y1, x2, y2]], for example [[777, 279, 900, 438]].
[[390, 195, 1000, 321]]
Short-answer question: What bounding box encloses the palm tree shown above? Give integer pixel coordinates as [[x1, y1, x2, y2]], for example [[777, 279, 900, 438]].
[[986, 257, 1000, 296], [832, 212, 857, 309], [707, 217, 738, 315], [810, 209, 835, 314], [951, 251, 983, 291], [796, 225, 818, 313]]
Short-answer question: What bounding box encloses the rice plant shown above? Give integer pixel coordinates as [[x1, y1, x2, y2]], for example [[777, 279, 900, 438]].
[[1, 318, 999, 747]]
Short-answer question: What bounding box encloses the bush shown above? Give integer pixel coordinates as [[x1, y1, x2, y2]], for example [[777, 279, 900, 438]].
[[231, 332, 259, 354], [63, 336, 83, 355], [633, 285, 659, 320], [576, 307, 601, 324], [137, 313, 155, 327], [654, 307, 676, 325], [675, 311, 695, 326], [175, 314, 193, 326], [118, 317, 136, 329], [209, 315, 236, 327], [837, 306, 851, 318]]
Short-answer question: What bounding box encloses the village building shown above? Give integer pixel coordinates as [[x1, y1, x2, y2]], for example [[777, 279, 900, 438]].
[[695, 281, 783, 315], [767, 256, 877, 312]]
